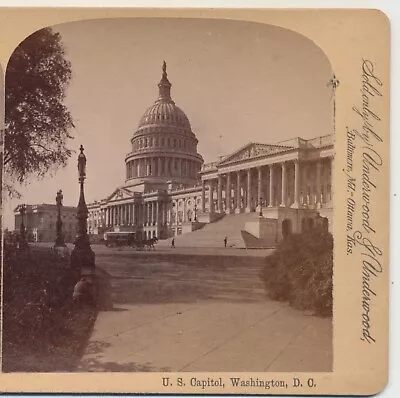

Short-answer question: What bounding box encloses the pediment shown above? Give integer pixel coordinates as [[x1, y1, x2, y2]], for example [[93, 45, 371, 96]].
[[218, 143, 292, 166], [107, 187, 134, 202]]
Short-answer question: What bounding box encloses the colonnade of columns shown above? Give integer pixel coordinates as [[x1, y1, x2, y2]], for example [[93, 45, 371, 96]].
[[200, 157, 333, 214], [104, 201, 169, 227], [126, 157, 201, 179]]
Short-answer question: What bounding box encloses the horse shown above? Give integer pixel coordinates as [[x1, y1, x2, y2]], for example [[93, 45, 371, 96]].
[[144, 237, 158, 250], [132, 239, 145, 251]]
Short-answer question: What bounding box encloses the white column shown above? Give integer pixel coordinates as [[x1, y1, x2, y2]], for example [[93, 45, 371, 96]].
[[246, 169, 252, 213], [226, 173, 232, 213], [291, 160, 300, 208], [268, 165, 274, 207], [235, 172, 241, 213], [209, 180, 215, 213], [257, 166, 262, 209], [201, 180, 206, 213], [167, 202, 172, 224], [316, 160, 322, 209], [280, 162, 287, 207], [217, 175, 223, 213], [301, 163, 307, 206]]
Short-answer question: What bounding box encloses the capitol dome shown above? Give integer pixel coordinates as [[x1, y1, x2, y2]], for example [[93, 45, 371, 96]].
[[137, 99, 192, 133], [125, 62, 203, 187]]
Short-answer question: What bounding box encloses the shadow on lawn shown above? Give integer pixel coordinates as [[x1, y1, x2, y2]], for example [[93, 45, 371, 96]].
[[96, 253, 269, 306]]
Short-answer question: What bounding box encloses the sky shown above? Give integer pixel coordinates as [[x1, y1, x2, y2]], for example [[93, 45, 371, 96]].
[[3, 17, 333, 229]]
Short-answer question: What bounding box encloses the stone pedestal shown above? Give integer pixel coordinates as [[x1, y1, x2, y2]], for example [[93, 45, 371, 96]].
[[54, 245, 71, 263], [245, 215, 277, 246], [197, 212, 224, 224], [79, 267, 113, 310], [181, 221, 204, 234]]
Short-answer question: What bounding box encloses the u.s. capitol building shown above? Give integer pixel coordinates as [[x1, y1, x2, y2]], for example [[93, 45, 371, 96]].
[[87, 62, 334, 248]]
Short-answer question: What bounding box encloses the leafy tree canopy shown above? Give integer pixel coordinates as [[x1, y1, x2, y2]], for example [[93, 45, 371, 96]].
[[4, 27, 74, 190]]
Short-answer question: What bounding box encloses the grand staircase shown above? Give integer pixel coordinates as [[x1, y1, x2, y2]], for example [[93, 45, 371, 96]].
[[158, 213, 274, 249]]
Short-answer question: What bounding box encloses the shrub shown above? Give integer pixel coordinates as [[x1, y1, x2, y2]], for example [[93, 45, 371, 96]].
[[261, 226, 333, 316], [2, 248, 97, 371]]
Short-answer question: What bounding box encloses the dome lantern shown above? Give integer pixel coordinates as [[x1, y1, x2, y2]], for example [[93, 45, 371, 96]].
[[157, 61, 172, 102]]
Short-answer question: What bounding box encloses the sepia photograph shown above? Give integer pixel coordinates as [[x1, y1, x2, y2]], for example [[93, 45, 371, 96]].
[[0, 16, 337, 374]]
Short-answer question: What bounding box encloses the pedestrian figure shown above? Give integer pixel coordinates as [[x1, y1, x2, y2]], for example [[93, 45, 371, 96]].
[[171, 238, 175, 248], [224, 236, 228, 248]]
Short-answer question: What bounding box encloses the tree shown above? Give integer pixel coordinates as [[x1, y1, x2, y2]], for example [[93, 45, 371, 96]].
[[4, 27, 74, 191]]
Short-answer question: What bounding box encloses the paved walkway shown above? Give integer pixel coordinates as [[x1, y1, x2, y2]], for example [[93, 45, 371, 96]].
[[77, 249, 332, 372], [32, 242, 275, 257]]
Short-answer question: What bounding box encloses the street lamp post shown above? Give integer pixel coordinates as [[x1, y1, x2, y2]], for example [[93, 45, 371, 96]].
[[54, 189, 66, 248], [194, 197, 197, 221], [70, 145, 95, 270], [19, 204, 29, 249]]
